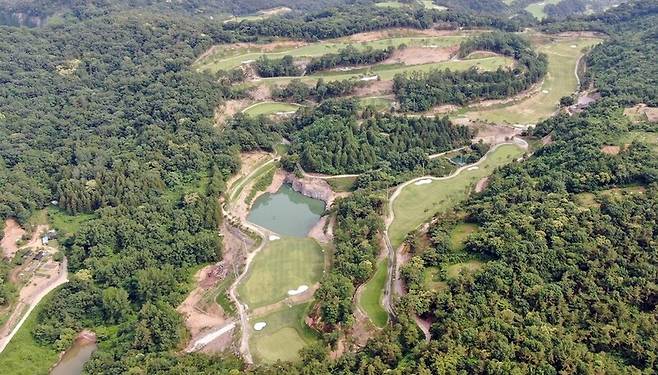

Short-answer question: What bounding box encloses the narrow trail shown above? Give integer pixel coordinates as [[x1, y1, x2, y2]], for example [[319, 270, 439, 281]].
[[381, 138, 529, 322]]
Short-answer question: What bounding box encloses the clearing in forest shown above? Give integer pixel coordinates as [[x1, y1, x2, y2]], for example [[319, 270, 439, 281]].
[[389, 143, 525, 248], [525, 0, 561, 20], [358, 259, 389, 328], [248, 302, 319, 363], [460, 37, 602, 125], [242, 102, 302, 116], [237, 237, 324, 309]]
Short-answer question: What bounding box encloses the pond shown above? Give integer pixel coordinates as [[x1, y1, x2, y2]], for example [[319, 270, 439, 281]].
[[50, 336, 97, 375], [247, 184, 325, 237]]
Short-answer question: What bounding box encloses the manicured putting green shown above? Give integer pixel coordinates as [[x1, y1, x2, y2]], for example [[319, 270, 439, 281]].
[[238, 237, 324, 309], [359, 259, 388, 328], [242, 102, 301, 116], [389, 144, 525, 248], [463, 38, 602, 125], [249, 302, 318, 363]]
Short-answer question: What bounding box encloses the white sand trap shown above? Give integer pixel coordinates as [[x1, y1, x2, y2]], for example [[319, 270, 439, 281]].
[[415, 178, 432, 185], [542, 90, 549, 94], [467, 166, 479, 171], [287, 285, 309, 296], [360, 76, 378, 81], [254, 322, 267, 331], [269, 235, 280, 241], [242, 59, 255, 64], [570, 45, 577, 48]]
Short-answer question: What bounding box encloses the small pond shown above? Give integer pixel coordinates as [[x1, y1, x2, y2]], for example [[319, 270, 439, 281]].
[[50, 337, 97, 375], [247, 184, 325, 237]]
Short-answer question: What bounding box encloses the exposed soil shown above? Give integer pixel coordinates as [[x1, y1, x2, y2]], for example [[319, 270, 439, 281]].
[[354, 81, 394, 97], [1, 219, 25, 260], [475, 176, 490, 193], [215, 99, 250, 125], [541, 134, 553, 145], [199, 330, 235, 354], [226, 151, 271, 190], [601, 145, 621, 155], [250, 84, 271, 101], [177, 266, 227, 339], [426, 104, 459, 115], [472, 123, 523, 144], [384, 45, 457, 65], [344, 28, 469, 43]]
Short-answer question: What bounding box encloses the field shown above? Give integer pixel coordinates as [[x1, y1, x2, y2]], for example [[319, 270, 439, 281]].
[[459, 37, 602, 125], [445, 259, 484, 278], [389, 144, 525, 248], [196, 33, 474, 73], [0, 290, 60, 375], [46, 207, 94, 236], [525, 0, 561, 20], [359, 259, 389, 328], [242, 102, 301, 116], [325, 176, 358, 192], [249, 302, 319, 363], [238, 237, 324, 309], [619, 131, 658, 151]]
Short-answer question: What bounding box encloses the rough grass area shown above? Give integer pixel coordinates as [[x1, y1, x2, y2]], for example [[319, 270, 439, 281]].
[[389, 144, 525, 248], [449, 223, 479, 251], [242, 102, 301, 116], [238, 237, 324, 309], [195, 34, 473, 73], [463, 37, 602, 125], [0, 290, 60, 375], [575, 185, 646, 208], [359, 259, 388, 328], [619, 131, 658, 151], [249, 302, 318, 363], [47, 207, 94, 235], [360, 96, 395, 111], [445, 259, 484, 279], [325, 176, 357, 192], [525, 0, 560, 20]]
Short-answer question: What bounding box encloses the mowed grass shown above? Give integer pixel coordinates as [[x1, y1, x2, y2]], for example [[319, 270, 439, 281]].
[[249, 302, 319, 363], [238, 237, 324, 309], [463, 37, 602, 125], [195, 34, 472, 73], [359, 259, 388, 328], [325, 176, 358, 192], [0, 290, 61, 375], [389, 144, 525, 248], [242, 102, 301, 116], [360, 96, 395, 111], [525, 0, 561, 20]]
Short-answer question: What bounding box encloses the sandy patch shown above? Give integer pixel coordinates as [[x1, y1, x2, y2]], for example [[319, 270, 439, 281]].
[[253, 322, 266, 331], [360, 76, 378, 81], [353, 81, 393, 97], [601, 145, 621, 155], [472, 123, 523, 144], [415, 178, 432, 185], [251, 85, 272, 101], [467, 166, 479, 171], [1, 219, 25, 260], [215, 99, 250, 125], [384, 45, 457, 65], [541, 134, 553, 145], [475, 176, 490, 193], [268, 235, 280, 241], [177, 266, 227, 338], [542, 90, 549, 94], [287, 285, 309, 296], [344, 28, 470, 43]]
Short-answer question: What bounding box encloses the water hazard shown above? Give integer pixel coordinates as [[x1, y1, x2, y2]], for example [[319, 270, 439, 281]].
[[50, 335, 97, 375], [247, 184, 325, 237]]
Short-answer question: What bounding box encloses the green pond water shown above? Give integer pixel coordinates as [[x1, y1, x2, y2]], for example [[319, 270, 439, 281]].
[[247, 184, 325, 237]]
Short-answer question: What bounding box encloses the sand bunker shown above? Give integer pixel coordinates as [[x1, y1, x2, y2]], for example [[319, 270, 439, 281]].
[[415, 178, 432, 185], [542, 90, 549, 94], [570, 45, 577, 48], [467, 166, 480, 171], [360, 76, 378, 81], [269, 235, 280, 241], [254, 322, 267, 331], [287, 285, 309, 296]]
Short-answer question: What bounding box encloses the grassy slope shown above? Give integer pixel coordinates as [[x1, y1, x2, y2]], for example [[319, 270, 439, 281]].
[[0, 290, 60, 375], [238, 237, 324, 309], [242, 102, 301, 116], [359, 259, 389, 328], [461, 37, 602, 124], [525, 0, 561, 20], [249, 302, 318, 363], [389, 144, 525, 248]]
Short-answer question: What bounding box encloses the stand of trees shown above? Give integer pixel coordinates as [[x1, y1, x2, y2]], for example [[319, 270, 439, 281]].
[[272, 78, 365, 102], [306, 45, 396, 74], [253, 55, 302, 77], [394, 32, 548, 111], [285, 99, 472, 174]]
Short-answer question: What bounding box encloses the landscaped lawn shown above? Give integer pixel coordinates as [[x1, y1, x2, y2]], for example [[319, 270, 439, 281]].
[[359, 259, 388, 328], [238, 237, 324, 309], [389, 144, 525, 248], [242, 102, 301, 116], [249, 302, 319, 363]]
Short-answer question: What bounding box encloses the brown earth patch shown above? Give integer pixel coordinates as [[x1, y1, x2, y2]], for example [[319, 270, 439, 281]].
[[541, 134, 553, 145], [250, 84, 271, 101], [601, 145, 621, 155], [353, 81, 393, 97], [624, 104, 658, 123], [475, 176, 490, 193], [1, 219, 25, 260], [215, 99, 250, 125], [472, 123, 523, 144], [384, 45, 457, 65], [177, 266, 227, 339], [344, 28, 469, 43]]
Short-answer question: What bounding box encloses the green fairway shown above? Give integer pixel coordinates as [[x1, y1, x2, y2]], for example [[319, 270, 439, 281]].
[[238, 237, 324, 309], [525, 0, 560, 20], [242, 102, 301, 116], [359, 259, 388, 328], [195, 34, 472, 73], [389, 144, 525, 248], [375, 1, 405, 8], [462, 37, 602, 125], [249, 302, 319, 363], [0, 290, 60, 375]]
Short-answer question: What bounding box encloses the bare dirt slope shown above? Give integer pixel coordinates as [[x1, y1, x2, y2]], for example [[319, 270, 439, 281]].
[[1, 219, 25, 260]]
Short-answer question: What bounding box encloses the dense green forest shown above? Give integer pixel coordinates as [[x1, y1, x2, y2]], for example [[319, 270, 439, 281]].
[[306, 45, 396, 74], [284, 99, 472, 174], [0, 0, 657, 373], [394, 32, 548, 111]]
